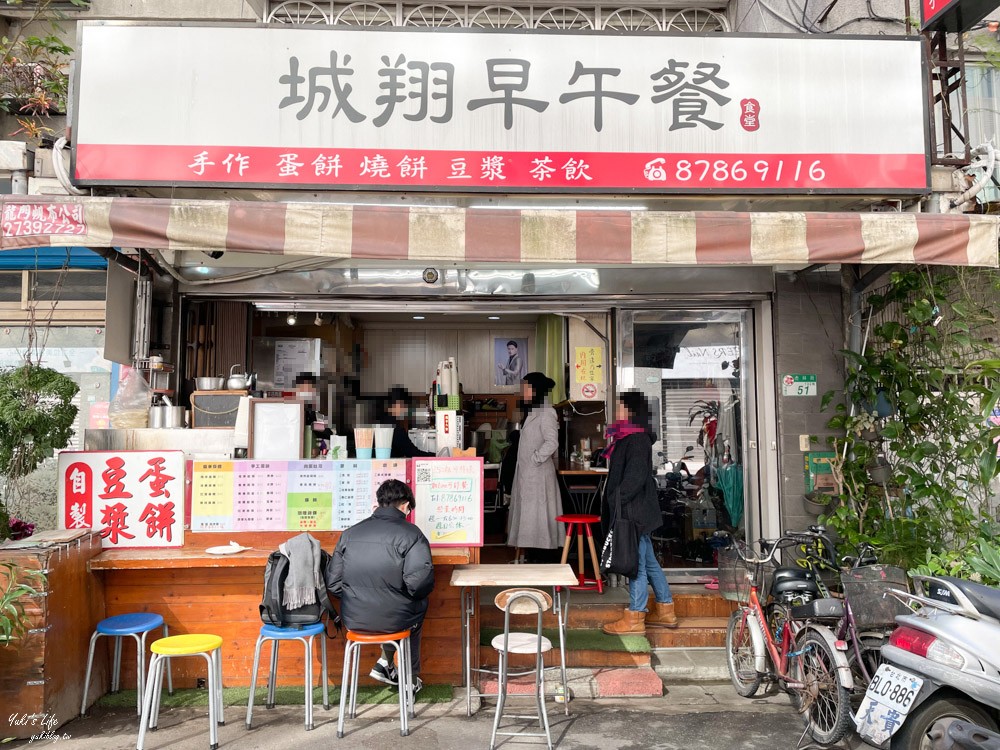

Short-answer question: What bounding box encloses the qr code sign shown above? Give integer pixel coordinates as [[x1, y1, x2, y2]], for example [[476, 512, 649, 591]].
[[416, 466, 432, 483]]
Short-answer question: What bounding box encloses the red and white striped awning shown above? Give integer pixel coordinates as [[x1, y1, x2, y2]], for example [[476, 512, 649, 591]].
[[1, 195, 996, 267]]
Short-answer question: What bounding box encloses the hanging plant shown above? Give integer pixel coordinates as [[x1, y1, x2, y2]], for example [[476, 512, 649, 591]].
[[0, 364, 78, 540]]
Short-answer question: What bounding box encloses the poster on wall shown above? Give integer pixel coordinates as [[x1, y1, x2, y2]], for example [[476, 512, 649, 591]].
[[411, 458, 484, 546], [58, 450, 185, 548], [494, 338, 528, 387]]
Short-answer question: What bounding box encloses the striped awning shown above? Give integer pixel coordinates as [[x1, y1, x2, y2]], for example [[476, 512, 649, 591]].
[[1, 195, 997, 267]]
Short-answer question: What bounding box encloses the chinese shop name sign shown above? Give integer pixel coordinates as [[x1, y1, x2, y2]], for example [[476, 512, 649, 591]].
[[72, 24, 928, 193], [57, 451, 185, 548]]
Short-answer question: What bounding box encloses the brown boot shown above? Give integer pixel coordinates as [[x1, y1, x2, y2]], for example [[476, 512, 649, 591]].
[[601, 608, 646, 635], [647, 601, 679, 629]]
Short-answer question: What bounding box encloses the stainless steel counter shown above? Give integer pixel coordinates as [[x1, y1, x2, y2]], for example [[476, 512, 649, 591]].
[[83, 429, 235, 459]]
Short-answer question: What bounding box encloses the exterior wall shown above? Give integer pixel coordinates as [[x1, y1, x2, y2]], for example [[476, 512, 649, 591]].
[[0, 326, 113, 531], [731, 0, 908, 35], [773, 270, 844, 532]]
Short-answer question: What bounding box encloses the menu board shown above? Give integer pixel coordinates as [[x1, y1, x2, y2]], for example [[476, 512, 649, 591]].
[[411, 458, 484, 547], [190, 458, 410, 532]]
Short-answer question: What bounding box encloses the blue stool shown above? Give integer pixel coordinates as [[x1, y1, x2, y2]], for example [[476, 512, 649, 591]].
[[81, 612, 173, 716], [246, 622, 329, 731]]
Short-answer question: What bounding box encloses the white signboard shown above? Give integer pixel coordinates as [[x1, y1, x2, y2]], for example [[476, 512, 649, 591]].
[[57, 450, 185, 548], [73, 24, 927, 193]]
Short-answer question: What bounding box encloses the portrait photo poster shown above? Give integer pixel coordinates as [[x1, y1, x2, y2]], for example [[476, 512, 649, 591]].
[[494, 337, 528, 387]]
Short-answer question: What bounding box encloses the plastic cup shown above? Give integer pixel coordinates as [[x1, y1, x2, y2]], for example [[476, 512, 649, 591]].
[[374, 426, 394, 459], [354, 427, 374, 460], [356, 447, 373, 459]]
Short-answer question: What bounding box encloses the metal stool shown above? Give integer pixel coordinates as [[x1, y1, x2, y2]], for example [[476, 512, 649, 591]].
[[490, 588, 554, 750], [337, 629, 414, 738], [246, 622, 329, 731], [555, 514, 604, 593], [81, 612, 173, 717], [137, 634, 224, 750]]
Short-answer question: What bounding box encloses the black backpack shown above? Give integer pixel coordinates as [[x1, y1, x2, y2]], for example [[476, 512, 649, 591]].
[[259, 548, 341, 635]]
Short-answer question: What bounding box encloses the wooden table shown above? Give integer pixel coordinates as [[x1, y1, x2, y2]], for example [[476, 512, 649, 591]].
[[450, 563, 578, 716]]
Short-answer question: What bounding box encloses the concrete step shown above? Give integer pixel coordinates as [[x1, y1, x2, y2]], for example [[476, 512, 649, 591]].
[[646, 617, 729, 648], [652, 648, 729, 682], [481, 646, 651, 669]]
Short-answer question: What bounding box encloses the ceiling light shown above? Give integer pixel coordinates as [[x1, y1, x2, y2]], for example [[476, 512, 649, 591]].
[[314, 313, 323, 326], [488, 316, 501, 320], [412, 315, 426, 320], [286, 313, 297, 325]]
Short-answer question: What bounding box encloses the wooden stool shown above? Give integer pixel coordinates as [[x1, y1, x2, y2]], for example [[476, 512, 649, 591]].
[[337, 629, 414, 738], [555, 514, 604, 593]]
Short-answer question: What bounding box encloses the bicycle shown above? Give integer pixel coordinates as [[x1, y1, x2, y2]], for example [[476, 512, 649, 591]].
[[722, 531, 854, 746]]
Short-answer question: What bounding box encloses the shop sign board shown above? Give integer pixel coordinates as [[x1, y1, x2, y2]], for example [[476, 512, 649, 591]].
[[57, 450, 185, 548], [782, 374, 817, 396], [575, 346, 604, 385], [73, 24, 928, 193], [921, 0, 997, 33]]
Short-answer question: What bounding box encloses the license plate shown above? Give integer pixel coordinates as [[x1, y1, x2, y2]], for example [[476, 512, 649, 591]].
[[854, 664, 924, 746]]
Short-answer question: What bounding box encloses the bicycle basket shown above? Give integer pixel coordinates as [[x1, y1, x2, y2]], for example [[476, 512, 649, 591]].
[[841, 565, 910, 629], [718, 544, 776, 604]]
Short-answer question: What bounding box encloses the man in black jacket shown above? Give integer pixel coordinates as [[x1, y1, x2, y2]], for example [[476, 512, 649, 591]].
[[326, 479, 434, 692]]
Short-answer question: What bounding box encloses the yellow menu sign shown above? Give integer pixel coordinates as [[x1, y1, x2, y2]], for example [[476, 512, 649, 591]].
[[575, 346, 604, 384]]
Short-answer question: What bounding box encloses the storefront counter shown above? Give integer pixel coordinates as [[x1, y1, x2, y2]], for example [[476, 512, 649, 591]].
[[88, 536, 476, 691]]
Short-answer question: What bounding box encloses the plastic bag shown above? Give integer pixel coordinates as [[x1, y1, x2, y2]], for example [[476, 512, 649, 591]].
[[109, 367, 152, 428]]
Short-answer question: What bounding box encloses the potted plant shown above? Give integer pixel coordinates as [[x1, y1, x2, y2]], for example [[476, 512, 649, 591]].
[[0, 562, 44, 646], [847, 412, 880, 442], [865, 454, 892, 487], [0, 364, 78, 540]]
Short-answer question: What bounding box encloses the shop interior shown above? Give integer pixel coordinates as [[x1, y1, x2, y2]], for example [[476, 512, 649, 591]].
[[153, 299, 747, 569]]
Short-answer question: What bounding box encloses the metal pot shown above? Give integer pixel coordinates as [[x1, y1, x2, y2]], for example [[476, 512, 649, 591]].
[[227, 364, 248, 391], [195, 376, 226, 390], [148, 405, 186, 429]]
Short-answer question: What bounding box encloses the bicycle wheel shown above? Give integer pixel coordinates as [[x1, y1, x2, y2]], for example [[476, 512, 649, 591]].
[[847, 633, 888, 712], [792, 630, 853, 745], [725, 608, 762, 698]]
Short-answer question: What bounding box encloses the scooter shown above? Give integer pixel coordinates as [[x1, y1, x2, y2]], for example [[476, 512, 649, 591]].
[[853, 575, 1000, 749], [929, 720, 1000, 750]]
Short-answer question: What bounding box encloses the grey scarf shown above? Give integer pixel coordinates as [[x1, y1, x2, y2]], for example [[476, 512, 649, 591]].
[[279, 532, 321, 610]]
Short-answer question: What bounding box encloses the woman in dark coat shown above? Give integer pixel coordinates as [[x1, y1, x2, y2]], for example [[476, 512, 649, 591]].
[[601, 391, 678, 635]]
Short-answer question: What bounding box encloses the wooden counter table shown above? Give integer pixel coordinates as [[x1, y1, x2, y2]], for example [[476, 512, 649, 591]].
[[89, 532, 476, 690]]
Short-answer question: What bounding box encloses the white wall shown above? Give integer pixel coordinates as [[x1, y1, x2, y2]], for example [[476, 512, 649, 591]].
[[362, 324, 534, 395]]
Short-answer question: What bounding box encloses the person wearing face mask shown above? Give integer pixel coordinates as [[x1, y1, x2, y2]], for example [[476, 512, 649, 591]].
[[294, 372, 332, 439], [506, 371, 564, 563], [379, 386, 434, 458]]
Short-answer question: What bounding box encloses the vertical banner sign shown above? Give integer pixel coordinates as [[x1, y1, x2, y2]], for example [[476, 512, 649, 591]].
[[73, 24, 928, 193], [574, 346, 603, 384], [412, 458, 484, 547], [58, 451, 185, 548]]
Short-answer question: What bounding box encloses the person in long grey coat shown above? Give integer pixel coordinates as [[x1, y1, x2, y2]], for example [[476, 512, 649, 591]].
[[507, 372, 565, 560]]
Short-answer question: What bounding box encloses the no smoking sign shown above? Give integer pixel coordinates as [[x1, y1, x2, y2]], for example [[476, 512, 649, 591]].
[[581, 383, 598, 399]]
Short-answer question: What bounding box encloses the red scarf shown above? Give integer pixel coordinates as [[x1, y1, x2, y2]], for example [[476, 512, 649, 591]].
[[602, 420, 646, 460]]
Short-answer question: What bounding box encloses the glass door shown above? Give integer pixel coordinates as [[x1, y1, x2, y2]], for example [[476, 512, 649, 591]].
[[618, 309, 757, 578]]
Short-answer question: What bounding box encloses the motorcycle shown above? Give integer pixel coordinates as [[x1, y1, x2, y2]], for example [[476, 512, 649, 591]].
[[929, 720, 1000, 750], [853, 575, 1000, 749]]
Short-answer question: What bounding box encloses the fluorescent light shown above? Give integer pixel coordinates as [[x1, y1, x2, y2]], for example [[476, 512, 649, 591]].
[[488, 316, 501, 320], [412, 315, 426, 320]]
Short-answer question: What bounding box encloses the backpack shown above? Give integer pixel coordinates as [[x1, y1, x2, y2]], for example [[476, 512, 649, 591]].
[[259, 548, 341, 636]]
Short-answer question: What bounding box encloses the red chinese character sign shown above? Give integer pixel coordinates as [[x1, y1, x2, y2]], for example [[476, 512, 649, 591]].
[[72, 25, 928, 194], [57, 451, 185, 548]]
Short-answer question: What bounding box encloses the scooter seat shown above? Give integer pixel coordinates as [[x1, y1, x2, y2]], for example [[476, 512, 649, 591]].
[[937, 576, 1000, 621]]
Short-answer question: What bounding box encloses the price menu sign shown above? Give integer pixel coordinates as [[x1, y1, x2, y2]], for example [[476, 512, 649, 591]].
[[411, 458, 484, 547]]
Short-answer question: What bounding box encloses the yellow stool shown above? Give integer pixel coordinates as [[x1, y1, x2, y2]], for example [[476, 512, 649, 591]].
[[137, 634, 224, 750]]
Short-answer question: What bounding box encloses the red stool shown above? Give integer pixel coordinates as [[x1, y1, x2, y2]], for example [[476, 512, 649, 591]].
[[555, 514, 604, 593]]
